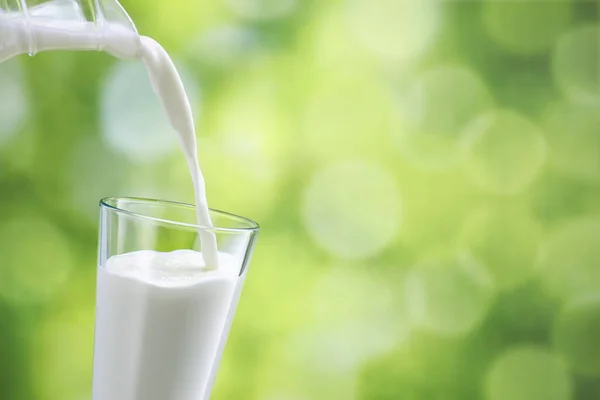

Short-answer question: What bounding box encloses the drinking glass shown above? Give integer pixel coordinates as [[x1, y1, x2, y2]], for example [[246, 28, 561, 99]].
[[93, 197, 259, 400]]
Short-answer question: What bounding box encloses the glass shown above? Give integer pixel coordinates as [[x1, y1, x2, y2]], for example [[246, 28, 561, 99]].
[[93, 197, 259, 400]]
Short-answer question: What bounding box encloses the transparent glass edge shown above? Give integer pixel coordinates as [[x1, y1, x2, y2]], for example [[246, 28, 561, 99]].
[[99, 196, 260, 234]]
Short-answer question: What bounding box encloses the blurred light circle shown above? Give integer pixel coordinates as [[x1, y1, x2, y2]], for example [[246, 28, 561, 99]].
[[136, 0, 209, 48], [458, 205, 543, 290], [234, 235, 322, 337], [285, 330, 379, 378], [482, 0, 573, 54], [404, 254, 493, 336], [540, 217, 600, 300], [554, 295, 600, 376], [65, 136, 131, 224], [263, 394, 309, 400], [553, 24, 600, 105], [256, 344, 358, 400], [100, 60, 200, 163], [0, 126, 37, 176], [302, 161, 401, 259], [346, 0, 441, 63], [0, 215, 73, 304], [301, 74, 395, 163], [262, 373, 357, 400], [485, 347, 572, 400], [300, 267, 407, 373], [189, 25, 260, 68], [223, 0, 297, 20], [394, 65, 494, 170], [32, 303, 95, 400], [124, 156, 193, 205], [461, 110, 547, 195], [398, 173, 474, 251], [301, 5, 373, 75], [201, 71, 287, 222], [542, 100, 600, 182], [0, 59, 28, 147]]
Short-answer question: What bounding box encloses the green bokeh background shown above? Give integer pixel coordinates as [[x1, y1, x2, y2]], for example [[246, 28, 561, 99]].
[[0, 0, 599, 399]]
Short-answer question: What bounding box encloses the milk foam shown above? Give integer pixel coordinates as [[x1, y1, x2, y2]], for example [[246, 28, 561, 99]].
[[104, 249, 237, 286]]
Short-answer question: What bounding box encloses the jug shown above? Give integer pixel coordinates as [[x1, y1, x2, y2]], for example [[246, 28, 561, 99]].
[[0, 0, 140, 63]]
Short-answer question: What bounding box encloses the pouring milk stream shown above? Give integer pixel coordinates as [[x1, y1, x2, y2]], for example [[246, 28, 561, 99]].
[[0, 0, 219, 268], [0, 1, 240, 399]]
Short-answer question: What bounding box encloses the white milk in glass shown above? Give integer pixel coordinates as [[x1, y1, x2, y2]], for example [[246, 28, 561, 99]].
[[93, 250, 239, 400], [0, 2, 244, 399]]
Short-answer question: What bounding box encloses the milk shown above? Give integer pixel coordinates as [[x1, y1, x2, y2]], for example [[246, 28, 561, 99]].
[[0, 5, 220, 268], [0, 4, 243, 398], [92, 250, 241, 400], [138, 37, 219, 268]]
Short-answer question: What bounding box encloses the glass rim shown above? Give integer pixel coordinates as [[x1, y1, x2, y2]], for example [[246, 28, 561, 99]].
[[100, 197, 260, 233]]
